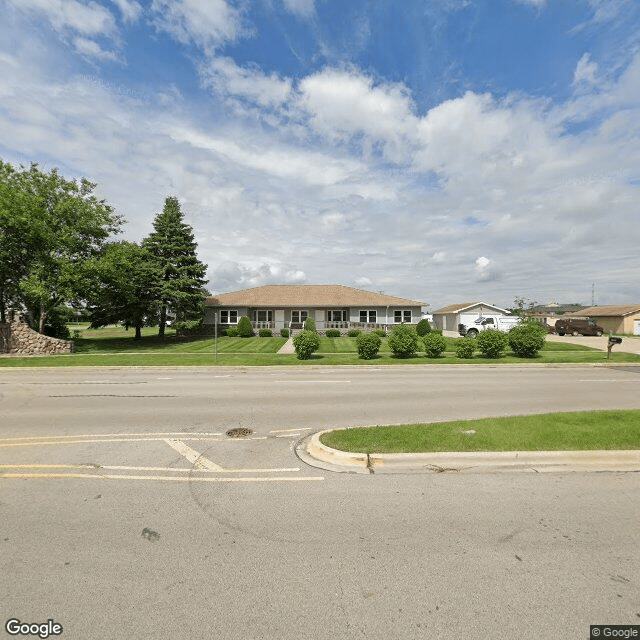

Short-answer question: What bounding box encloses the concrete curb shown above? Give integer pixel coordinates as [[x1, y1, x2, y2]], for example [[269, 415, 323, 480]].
[[299, 430, 640, 474]]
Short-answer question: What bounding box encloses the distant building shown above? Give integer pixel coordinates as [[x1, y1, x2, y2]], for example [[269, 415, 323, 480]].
[[431, 302, 511, 331], [564, 305, 640, 335]]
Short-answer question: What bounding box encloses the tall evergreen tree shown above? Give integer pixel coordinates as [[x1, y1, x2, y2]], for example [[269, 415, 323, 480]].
[[143, 197, 208, 337]]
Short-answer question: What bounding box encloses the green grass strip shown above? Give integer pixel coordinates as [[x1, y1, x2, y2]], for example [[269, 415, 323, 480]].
[[320, 410, 640, 453]]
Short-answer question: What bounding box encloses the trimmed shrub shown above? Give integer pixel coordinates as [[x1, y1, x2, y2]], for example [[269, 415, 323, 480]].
[[416, 318, 432, 336], [237, 316, 254, 338], [280, 328, 289, 338], [303, 316, 316, 332], [388, 324, 419, 358], [508, 320, 547, 357], [347, 329, 361, 337], [258, 328, 273, 337], [293, 330, 321, 360], [372, 328, 386, 337], [325, 329, 341, 338], [356, 332, 382, 359], [455, 337, 476, 359], [476, 329, 507, 358], [423, 332, 447, 358], [432, 328, 443, 335], [225, 326, 239, 337]]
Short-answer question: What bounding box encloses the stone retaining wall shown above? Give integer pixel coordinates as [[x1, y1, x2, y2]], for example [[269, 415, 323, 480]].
[[1, 317, 74, 356]]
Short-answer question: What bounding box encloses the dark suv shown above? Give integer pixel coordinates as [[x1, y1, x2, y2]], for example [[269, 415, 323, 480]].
[[554, 318, 604, 337]]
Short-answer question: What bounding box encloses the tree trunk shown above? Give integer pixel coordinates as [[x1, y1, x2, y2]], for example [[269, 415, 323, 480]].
[[38, 305, 46, 334], [158, 305, 166, 338], [135, 324, 142, 340]]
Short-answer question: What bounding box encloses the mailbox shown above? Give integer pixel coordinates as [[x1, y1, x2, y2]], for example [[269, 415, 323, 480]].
[[608, 336, 622, 345]]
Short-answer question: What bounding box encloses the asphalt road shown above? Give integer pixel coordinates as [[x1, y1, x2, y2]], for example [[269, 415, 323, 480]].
[[1, 365, 640, 640]]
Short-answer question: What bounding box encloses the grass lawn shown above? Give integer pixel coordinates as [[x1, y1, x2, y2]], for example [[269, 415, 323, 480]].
[[320, 410, 640, 453], [1, 325, 639, 367]]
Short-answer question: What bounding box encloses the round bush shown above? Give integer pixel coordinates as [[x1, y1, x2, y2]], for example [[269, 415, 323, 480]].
[[388, 324, 419, 358], [372, 328, 386, 337], [356, 332, 382, 359], [280, 328, 289, 338], [237, 316, 254, 337], [258, 328, 272, 337], [423, 332, 447, 358], [293, 330, 321, 360], [476, 329, 507, 358], [225, 326, 239, 337], [347, 329, 361, 337], [455, 337, 476, 359], [303, 317, 316, 332], [325, 329, 341, 338], [416, 318, 432, 336], [508, 321, 547, 357]]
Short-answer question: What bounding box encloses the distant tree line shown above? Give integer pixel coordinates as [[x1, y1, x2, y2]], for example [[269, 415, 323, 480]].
[[0, 159, 208, 339]]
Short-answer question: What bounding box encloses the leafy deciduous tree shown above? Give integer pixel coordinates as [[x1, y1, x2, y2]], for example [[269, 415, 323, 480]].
[[0, 160, 122, 331], [85, 241, 161, 340]]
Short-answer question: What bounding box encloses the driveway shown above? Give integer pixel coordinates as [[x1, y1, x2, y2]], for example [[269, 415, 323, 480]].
[[546, 332, 640, 354], [443, 328, 640, 354]]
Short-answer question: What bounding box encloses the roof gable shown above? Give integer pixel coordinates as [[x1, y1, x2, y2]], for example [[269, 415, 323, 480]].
[[433, 302, 509, 315], [206, 284, 424, 308]]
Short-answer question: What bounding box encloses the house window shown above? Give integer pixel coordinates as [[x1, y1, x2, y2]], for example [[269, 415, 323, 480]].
[[360, 310, 377, 323], [394, 310, 412, 323], [327, 309, 347, 322], [220, 310, 238, 324], [256, 310, 273, 323], [291, 310, 308, 324]]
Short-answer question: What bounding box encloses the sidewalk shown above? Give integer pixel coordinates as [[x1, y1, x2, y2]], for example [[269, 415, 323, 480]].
[[277, 337, 295, 354], [297, 430, 640, 474]]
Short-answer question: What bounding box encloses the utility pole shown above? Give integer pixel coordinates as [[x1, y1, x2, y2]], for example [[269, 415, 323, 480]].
[[592, 282, 595, 306]]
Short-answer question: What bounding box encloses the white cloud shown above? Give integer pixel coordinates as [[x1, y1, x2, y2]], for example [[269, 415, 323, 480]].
[[201, 57, 293, 108], [573, 53, 598, 86], [7, 0, 118, 36], [73, 36, 120, 61], [298, 68, 417, 161], [110, 0, 142, 23], [282, 0, 315, 19], [512, 0, 546, 7], [150, 0, 244, 50]]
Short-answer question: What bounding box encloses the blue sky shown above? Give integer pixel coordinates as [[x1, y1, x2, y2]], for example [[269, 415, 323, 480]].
[[1, 0, 639, 309]]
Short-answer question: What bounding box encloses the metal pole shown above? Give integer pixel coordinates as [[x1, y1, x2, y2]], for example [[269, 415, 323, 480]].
[[214, 312, 217, 361]]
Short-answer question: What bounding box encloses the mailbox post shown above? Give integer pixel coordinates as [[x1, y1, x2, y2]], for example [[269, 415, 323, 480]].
[[607, 335, 622, 359]]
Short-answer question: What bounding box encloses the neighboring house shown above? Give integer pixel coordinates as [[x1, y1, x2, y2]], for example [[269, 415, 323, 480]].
[[524, 303, 587, 327], [204, 284, 424, 333], [432, 302, 511, 331], [564, 305, 640, 335]]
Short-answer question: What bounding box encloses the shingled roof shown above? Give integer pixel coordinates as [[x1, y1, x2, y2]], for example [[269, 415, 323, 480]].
[[206, 285, 424, 308], [566, 305, 640, 317]]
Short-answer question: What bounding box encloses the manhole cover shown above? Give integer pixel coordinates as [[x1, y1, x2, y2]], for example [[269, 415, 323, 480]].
[[226, 427, 253, 438]]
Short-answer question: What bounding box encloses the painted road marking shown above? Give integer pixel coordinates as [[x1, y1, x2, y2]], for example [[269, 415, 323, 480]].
[[0, 472, 324, 483], [0, 431, 224, 442], [0, 464, 301, 473], [0, 437, 225, 448], [163, 439, 224, 471]]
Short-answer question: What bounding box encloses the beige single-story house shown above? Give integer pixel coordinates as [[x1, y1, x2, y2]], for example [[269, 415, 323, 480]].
[[432, 302, 511, 331], [565, 305, 640, 335], [204, 284, 424, 333]]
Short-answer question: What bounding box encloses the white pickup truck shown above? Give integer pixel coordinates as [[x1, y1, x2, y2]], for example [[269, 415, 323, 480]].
[[458, 314, 522, 337]]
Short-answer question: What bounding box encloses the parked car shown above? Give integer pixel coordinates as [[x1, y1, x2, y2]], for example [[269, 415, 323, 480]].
[[458, 314, 522, 337], [554, 318, 604, 337]]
